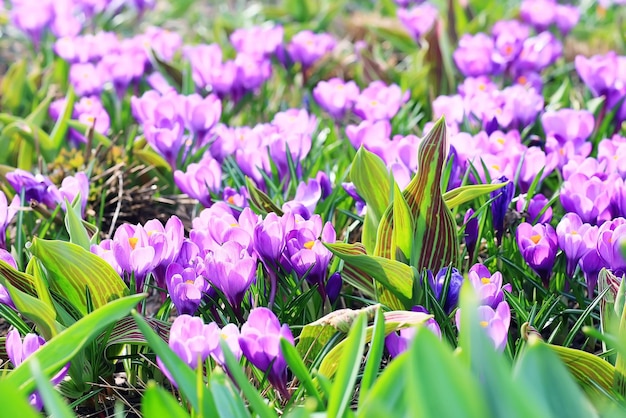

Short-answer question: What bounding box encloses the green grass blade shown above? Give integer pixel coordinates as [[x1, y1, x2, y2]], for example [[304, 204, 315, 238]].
[[358, 308, 385, 407], [142, 382, 190, 418]]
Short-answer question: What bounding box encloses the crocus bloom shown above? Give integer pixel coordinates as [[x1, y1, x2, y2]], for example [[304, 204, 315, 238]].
[[520, 0, 557, 32], [596, 218, 626, 275], [157, 315, 213, 386], [556, 213, 594, 277], [516, 193, 553, 224], [312, 78, 360, 120], [166, 263, 207, 315], [516, 222, 558, 285], [205, 322, 242, 366], [239, 308, 294, 398], [174, 154, 222, 207], [286, 30, 336, 69], [490, 176, 514, 245], [326, 272, 343, 305], [554, 4, 580, 35], [0, 192, 19, 250], [397, 3, 439, 41], [0, 249, 17, 308], [514, 32, 562, 74], [202, 241, 257, 311], [385, 306, 441, 358], [353, 81, 408, 121], [6, 329, 69, 410], [579, 226, 603, 294], [455, 301, 511, 352], [560, 173, 613, 225], [69, 63, 103, 97], [453, 33, 496, 77], [253, 212, 287, 268], [468, 263, 512, 309], [428, 267, 464, 314], [463, 209, 479, 262], [230, 25, 284, 58]]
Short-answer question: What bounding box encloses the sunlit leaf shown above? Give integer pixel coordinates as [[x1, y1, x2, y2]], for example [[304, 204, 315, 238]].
[[142, 383, 190, 418], [442, 182, 507, 209], [28, 238, 129, 316], [245, 177, 284, 216]]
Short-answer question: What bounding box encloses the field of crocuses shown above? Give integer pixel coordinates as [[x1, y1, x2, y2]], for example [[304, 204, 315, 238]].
[[1, 0, 626, 416]]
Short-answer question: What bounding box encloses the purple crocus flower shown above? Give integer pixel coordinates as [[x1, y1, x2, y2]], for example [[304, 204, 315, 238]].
[[6, 329, 70, 411], [579, 226, 603, 294], [468, 263, 512, 309], [520, 0, 557, 32], [204, 322, 242, 366], [463, 209, 479, 262], [111, 223, 158, 291], [230, 25, 284, 58], [597, 218, 626, 275], [165, 263, 206, 315], [491, 20, 529, 65], [174, 155, 222, 207], [490, 176, 514, 245], [342, 182, 366, 216], [9, 0, 54, 47], [353, 81, 409, 121], [514, 32, 562, 74], [455, 301, 511, 352], [312, 78, 360, 120], [0, 192, 19, 250], [560, 173, 613, 225], [345, 120, 392, 150], [69, 63, 103, 97], [253, 212, 287, 269], [385, 306, 442, 358], [0, 249, 17, 309], [516, 222, 558, 286], [575, 52, 624, 108], [157, 315, 213, 386], [239, 307, 294, 399], [516, 193, 553, 224], [69, 97, 111, 145], [286, 30, 336, 69], [556, 213, 594, 278], [326, 272, 343, 305], [397, 3, 439, 41], [554, 4, 580, 35], [453, 33, 496, 77], [202, 241, 257, 312], [428, 267, 464, 314]]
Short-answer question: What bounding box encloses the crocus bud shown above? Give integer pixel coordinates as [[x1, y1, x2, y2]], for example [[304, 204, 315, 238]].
[[463, 209, 479, 262], [597, 218, 626, 275], [429, 267, 464, 314], [326, 272, 343, 305], [516, 222, 558, 286], [239, 308, 294, 399], [516, 193, 553, 224], [490, 176, 515, 245], [556, 213, 593, 277]]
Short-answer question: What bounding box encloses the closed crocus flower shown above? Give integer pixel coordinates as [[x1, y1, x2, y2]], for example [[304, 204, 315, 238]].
[[514, 32, 562, 74], [286, 30, 336, 69], [516, 193, 553, 224], [516, 222, 558, 286], [463, 209, 479, 262], [453, 33, 496, 77], [0, 191, 19, 250], [520, 0, 557, 32], [157, 315, 214, 387], [429, 267, 464, 314], [397, 3, 439, 41], [312, 78, 360, 120], [174, 154, 222, 207], [345, 120, 392, 150], [597, 218, 626, 275], [556, 213, 594, 277], [6, 329, 69, 411], [579, 225, 603, 295], [560, 173, 613, 225], [239, 308, 294, 399], [554, 4, 580, 35], [456, 301, 511, 352], [490, 176, 515, 244], [254, 212, 287, 268], [203, 241, 257, 312], [468, 263, 512, 309]]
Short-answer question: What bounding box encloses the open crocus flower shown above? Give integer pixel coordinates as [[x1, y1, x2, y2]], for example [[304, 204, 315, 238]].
[[239, 307, 294, 399], [385, 306, 442, 358], [455, 301, 511, 352], [516, 222, 558, 286], [556, 213, 594, 277], [205, 322, 242, 366], [6, 329, 70, 411], [312, 78, 360, 120], [166, 262, 207, 315], [468, 263, 512, 309]]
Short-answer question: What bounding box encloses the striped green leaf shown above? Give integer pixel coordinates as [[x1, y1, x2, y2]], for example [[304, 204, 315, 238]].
[[0, 273, 61, 340], [546, 343, 616, 400], [350, 147, 393, 253], [28, 238, 129, 316], [325, 242, 416, 307], [442, 182, 507, 209], [0, 258, 37, 295], [318, 310, 431, 380], [103, 316, 170, 358], [64, 196, 91, 250], [296, 305, 380, 363], [330, 243, 376, 298], [5, 294, 145, 395], [405, 118, 459, 272]]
